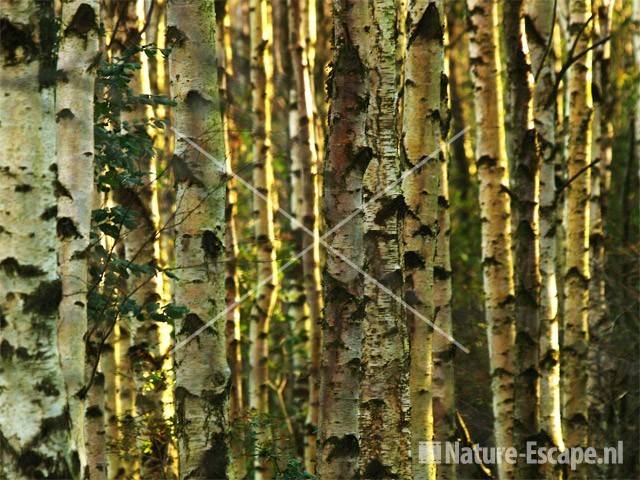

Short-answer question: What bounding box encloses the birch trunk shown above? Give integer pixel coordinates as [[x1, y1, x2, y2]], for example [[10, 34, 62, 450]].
[[114, 5, 170, 477], [467, 2, 516, 478], [247, 0, 278, 477], [288, 84, 311, 416], [434, 11, 457, 480], [104, 3, 143, 475], [563, 2, 592, 478], [167, 1, 230, 477], [402, 2, 445, 479], [359, 1, 410, 477], [526, 0, 565, 465], [503, 2, 542, 477], [317, 0, 367, 476], [85, 371, 107, 480], [217, 2, 246, 477], [288, 0, 323, 472], [55, 0, 100, 473], [0, 1, 78, 477]]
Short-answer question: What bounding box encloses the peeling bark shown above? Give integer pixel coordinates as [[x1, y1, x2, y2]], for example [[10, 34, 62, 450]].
[[357, 0, 411, 477], [317, 1, 367, 476]]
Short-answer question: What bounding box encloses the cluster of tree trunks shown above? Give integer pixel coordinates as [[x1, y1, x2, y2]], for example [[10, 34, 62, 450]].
[[0, 0, 637, 479]]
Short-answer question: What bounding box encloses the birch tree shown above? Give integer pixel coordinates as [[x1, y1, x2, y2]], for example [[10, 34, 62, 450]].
[[402, 1, 445, 479], [167, 1, 230, 477], [247, 0, 278, 477], [218, 1, 245, 477], [55, 0, 100, 474], [503, 2, 542, 477], [526, 0, 565, 463], [288, 0, 323, 471], [467, 2, 516, 478], [357, 0, 411, 477], [317, 0, 367, 476], [0, 1, 79, 477], [563, 2, 593, 477]]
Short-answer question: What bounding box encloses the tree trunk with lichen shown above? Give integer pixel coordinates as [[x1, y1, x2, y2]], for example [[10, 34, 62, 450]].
[[563, 2, 592, 479], [467, 2, 516, 479], [402, 2, 446, 479], [248, 0, 278, 477], [55, 0, 100, 475], [358, 1, 411, 478], [317, 0, 367, 476], [526, 0, 565, 473], [0, 1, 79, 478], [503, 2, 542, 478], [167, 1, 230, 478]]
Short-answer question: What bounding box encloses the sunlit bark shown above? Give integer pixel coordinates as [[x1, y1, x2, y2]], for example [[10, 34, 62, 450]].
[[563, 2, 593, 479], [467, 2, 516, 478], [248, 0, 278, 476], [402, 1, 445, 479]]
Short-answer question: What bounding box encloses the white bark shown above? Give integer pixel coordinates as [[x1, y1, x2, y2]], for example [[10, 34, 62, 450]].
[[167, 1, 231, 477], [55, 0, 100, 473], [0, 1, 78, 477]]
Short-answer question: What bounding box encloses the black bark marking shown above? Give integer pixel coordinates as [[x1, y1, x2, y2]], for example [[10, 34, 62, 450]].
[[41, 205, 57, 221], [34, 377, 60, 397], [54, 180, 73, 199], [0, 19, 37, 65], [404, 251, 426, 269], [22, 280, 62, 316], [198, 432, 228, 479], [0, 258, 46, 277], [180, 313, 206, 336], [65, 3, 97, 37], [166, 26, 187, 48], [56, 108, 75, 122], [363, 458, 394, 479], [373, 195, 405, 225], [14, 184, 33, 193], [202, 230, 223, 259], [325, 434, 360, 462], [408, 2, 443, 47], [57, 217, 81, 239], [0, 339, 14, 359]]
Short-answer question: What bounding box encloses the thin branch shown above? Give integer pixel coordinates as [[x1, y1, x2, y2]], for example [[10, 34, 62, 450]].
[[555, 158, 601, 200], [533, 0, 558, 82]]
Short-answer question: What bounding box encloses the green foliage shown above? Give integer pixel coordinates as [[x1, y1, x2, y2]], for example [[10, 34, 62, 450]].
[[86, 44, 183, 380]]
